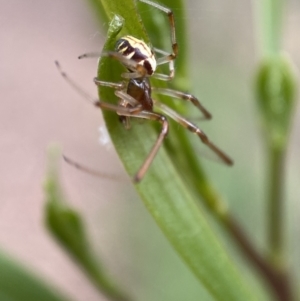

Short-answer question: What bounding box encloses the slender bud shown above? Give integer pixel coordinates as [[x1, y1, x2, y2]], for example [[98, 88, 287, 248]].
[[255, 54, 297, 150]]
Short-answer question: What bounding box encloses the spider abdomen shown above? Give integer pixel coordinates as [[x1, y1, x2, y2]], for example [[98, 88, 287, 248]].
[[127, 77, 153, 111]]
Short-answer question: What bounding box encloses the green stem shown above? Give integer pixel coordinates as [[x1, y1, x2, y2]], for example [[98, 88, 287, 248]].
[[268, 145, 286, 265], [167, 125, 295, 301], [257, 0, 288, 267], [254, 1, 296, 300], [257, 0, 284, 56]]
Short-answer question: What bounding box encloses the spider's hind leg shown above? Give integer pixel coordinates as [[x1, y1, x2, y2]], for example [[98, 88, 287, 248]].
[[154, 101, 233, 166], [152, 86, 212, 119]]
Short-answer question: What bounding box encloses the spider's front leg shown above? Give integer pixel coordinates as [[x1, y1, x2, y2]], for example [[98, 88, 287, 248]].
[[152, 48, 175, 81], [94, 76, 144, 129], [138, 0, 178, 61], [101, 51, 149, 79], [137, 0, 177, 81], [55, 61, 141, 117], [121, 111, 169, 182]]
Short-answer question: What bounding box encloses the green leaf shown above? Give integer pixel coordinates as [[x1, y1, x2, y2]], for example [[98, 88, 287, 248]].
[[92, 1, 262, 301], [44, 146, 130, 301], [0, 250, 70, 301], [85, 0, 109, 29]]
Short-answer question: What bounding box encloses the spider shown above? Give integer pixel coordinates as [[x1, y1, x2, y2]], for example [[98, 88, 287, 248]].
[[57, 0, 233, 183]]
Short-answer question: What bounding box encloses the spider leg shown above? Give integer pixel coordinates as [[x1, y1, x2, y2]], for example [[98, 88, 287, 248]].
[[93, 78, 140, 107], [120, 111, 168, 182], [56, 61, 164, 181], [63, 109, 167, 183], [102, 51, 148, 79], [77, 51, 148, 78], [77, 52, 101, 60], [94, 78, 144, 128], [138, 0, 178, 61], [63, 155, 127, 181], [95, 78, 169, 181], [93, 79, 125, 90], [152, 87, 212, 119], [152, 47, 175, 80], [154, 101, 233, 166], [55, 61, 140, 114], [115, 90, 144, 129]]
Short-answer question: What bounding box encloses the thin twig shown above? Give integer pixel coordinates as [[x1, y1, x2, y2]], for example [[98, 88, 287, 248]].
[[226, 215, 293, 301]]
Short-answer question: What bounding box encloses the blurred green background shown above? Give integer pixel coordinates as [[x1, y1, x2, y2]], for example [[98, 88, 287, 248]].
[[0, 0, 299, 300]]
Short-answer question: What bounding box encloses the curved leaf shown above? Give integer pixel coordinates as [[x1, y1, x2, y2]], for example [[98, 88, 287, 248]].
[[91, 1, 262, 301], [44, 146, 130, 301], [0, 250, 70, 301]]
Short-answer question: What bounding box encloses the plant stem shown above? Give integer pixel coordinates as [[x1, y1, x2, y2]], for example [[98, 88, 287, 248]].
[[226, 215, 292, 301], [256, 0, 290, 267], [169, 128, 294, 300], [254, 0, 296, 300], [268, 145, 286, 265], [257, 0, 284, 56]]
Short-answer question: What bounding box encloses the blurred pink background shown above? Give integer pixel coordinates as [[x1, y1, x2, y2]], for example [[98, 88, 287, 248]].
[[1, 1, 300, 301], [0, 1, 136, 300]]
